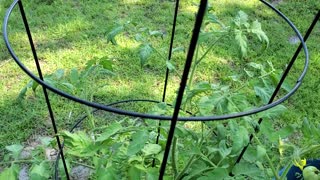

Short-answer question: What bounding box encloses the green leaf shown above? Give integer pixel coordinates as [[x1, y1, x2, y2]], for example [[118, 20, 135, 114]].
[[166, 60, 176, 71], [231, 126, 249, 154], [70, 68, 79, 85], [127, 129, 149, 156], [219, 140, 232, 158], [17, 80, 35, 100], [149, 30, 164, 37], [139, 43, 153, 67], [254, 86, 271, 104], [198, 96, 214, 116], [260, 105, 287, 119], [53, 69, 64, 79], [142, 144, 161, 156], [232, 162, 261, 178], [234, 10, 249, 27], [216, 124, 226, 140], [198, 32, 214, 43], [235, 29, 247, 57], [30, 162, 51, 180], [107, 25, 124, 45], [96, 122, 122, 142], [207, 13, 225, 28], [128, 166, 142, 180], [260, 119, 295, 142], [96, 166, 118, 180], [5, 144, 24, 160], [0, 165, 19, 180], [244, 68, 254, 77], [248, 62, 263, 70], [99, 57, 113, 71], [301, 118, 320, 140], [200, 168, 229, 179], [256, 145, 266, 161], [60, 131, 95, 157], [61, 82, 74, 92], [172, 46, 184, 53], [250, 20, 269, 46], [146, 168, 159, 180]]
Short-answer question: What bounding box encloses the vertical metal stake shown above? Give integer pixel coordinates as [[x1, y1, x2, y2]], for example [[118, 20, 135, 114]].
[[159, 0, 207, 179], [153, 0, 181, 167], [18, 0, 70, 179]]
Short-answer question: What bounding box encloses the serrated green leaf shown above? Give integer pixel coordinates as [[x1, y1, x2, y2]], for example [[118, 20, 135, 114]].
[[128, 166, 142, 180], [260, 105, 287, 119], [207, 13, 225, 28], [146, 168, 159, 180], [250, 20, 269, 46], [142, 144, 161, 156], [234, 10, 249, 27], [198, 96, 214, 116], [30, 162, 51, 180], [254, 86, 271, 104], [127, 130, 149, 156], [96, 123, 122, 142], [198, 32, 213, 43], [260, 118, 294, 142], [96, 166, 118, 180], [231, 126, 249, 154], [200, 168, 229, 179], [139, 44, 153, 67], [5, 144, 23, 160], [0, 165, 19, 180], [219, 140, 232, 158], [107, 25, 124, 45], [60, 131, 95, 157], [235, 29, 247, 57], [232, 162, 261, 178]]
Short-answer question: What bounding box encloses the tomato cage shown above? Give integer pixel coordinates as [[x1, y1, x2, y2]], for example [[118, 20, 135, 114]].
[[3, 0, 318, 179]]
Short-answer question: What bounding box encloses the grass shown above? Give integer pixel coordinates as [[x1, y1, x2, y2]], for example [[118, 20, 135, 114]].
[[0, 0, 319, 160]]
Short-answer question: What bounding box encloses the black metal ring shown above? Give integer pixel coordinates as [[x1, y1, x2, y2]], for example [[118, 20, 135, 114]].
[[3, 0, 309, 121]]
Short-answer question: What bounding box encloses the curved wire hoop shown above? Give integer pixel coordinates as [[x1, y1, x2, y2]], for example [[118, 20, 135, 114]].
[[3, 0, 308, 122], [3, 0, 312, 179]]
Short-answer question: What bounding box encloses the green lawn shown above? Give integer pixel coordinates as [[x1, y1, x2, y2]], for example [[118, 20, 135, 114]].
[[0, 0, 319, 177]]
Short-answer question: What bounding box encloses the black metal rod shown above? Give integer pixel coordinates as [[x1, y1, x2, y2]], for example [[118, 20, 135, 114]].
[[154, 0, 181, 167], [162, 0, 180, 102], [236, 6, 319, 164], [17, 1, 70, 179], [159, 0, 207, 179]]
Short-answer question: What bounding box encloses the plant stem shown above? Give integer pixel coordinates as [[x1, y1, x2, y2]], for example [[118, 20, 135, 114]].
[[175, 135, 206, 180], [175, 154, 197, 180], [0, 159, 35, 165], [171, 137, 178, 177], [187, 44, 200, 90], [71, 161, 95, 169], [279, 161, 293, 180], [253, 133, 280, 180]]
